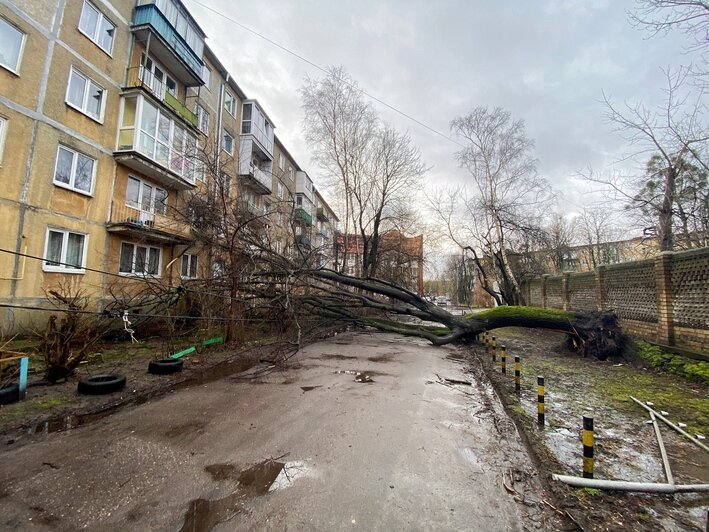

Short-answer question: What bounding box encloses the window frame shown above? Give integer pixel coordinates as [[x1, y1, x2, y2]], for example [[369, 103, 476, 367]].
[[53, 144, 96, 196], [78, 0, 116, 56], [224, 90, 236, 117], [222, 129, 234, 155], [119, 241, 162, 276], [43, 228, 88, 273], [180, 253, 198, 279], [65, 67, 106, 123], [0, 16, 26, 74], [0, 117, 7, 166], [126, 175, 167, 215], [196, 103, 209, 134], [202, 64, 211, 90]]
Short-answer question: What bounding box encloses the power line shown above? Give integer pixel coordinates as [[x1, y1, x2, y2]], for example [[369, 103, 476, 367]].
[[186, 0, 465, 148]]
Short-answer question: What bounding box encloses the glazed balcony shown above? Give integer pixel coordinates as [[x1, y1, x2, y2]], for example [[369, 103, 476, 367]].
[[294, 207, 312, 226], [131, 3, 204, 86], [107, 202, 192, 244], [318, 226, 330, 239], [124, 67, 198, 128], [238, 159, 272, 195], [241, 101, 274, 158]]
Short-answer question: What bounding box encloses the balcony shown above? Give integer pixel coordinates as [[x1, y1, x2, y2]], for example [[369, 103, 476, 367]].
[[318, 226, 330, 239], [294, 207, 312, 226], [124, 67, 197, 128], [131, 4, 203, 86], [296, 234, 311, 249], [241, 101, 274, 158], [238, 159, 272, 195], [316, 207, 329, 222], [238, 199, 264, 219], [107, 202, 192, 244]]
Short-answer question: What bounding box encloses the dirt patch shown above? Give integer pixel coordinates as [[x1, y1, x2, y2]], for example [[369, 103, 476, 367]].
[[0, 325, 345, 444], [367, 353, 397, 363], [471, 327, 709, 531]]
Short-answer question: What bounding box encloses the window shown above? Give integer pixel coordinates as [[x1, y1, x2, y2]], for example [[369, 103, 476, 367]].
[[277, 182, 284, 199], [202, 64, 211, 89], [66, 68, 105, 121], [224, 90, 236, 116], [140, 56, 175, 97], [288, 167, 294, 181], [223, 130, 234, 155], [279, 154, 285, 170], [44, 229, 87, 272], [181, 254, 198, 278], [0, 117, 7, 165], [53, 145, 95, 195], [119, 242, 161, 275], [0, 16, 26, 73], [126, 176, 167, 215], [274, 240, 282, 254], [196, 104, 209, 134], [78, 1, 115, 54]]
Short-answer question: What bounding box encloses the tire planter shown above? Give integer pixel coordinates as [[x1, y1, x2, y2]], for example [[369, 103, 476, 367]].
[[148, 358, 184, 375], [0, 384, 20, 405], [77, 374, 126, 395]]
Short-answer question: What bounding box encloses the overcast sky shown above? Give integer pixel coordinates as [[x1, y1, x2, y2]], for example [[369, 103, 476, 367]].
[[184, 0, 690, 214]]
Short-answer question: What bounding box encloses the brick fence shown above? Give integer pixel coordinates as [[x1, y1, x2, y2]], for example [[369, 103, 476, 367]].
[[520, 247, 709, 353]]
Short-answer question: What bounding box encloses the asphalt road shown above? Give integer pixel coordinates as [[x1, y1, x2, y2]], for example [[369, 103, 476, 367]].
[[0, 330, 555, 531]]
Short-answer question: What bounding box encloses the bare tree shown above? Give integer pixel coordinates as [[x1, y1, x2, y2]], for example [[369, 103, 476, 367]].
[[301, 67, 426, 279], [629, 0, 709, 72], [592, 69, 708, 250], [429, 107, 553, 305], [573, 207, 624, 269]]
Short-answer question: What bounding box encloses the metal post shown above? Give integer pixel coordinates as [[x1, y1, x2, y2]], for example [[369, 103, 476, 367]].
[[514, 356, 521, 393], [583, 416, 594, 478], [491, 336, 497, 362], [501, 345, 507, 374], [537, 376, 545, 426], [18, 357, 28, 400]]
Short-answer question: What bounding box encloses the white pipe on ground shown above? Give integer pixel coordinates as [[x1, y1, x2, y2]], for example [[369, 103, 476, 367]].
[[552, 474, 709, 493]]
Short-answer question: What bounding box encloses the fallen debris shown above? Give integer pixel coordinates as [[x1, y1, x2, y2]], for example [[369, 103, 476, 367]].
[[435, 374, 472, 386], [630, 396, 709, 453]]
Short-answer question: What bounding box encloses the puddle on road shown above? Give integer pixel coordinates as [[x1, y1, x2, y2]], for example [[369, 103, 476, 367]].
[[180, 459, 308, 531], [367, 353, 397, 363], [458, 447, 485, 473], [318, 353, 358, 360]]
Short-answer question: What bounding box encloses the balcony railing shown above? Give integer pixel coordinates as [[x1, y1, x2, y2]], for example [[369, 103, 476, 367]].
[[124, 67, 197, 127], [132, 4, 203, 82], [107, 202, 192, 243], [316, 207, 329, 222], [296, 234, 311, 248], [238, 159, 272, 194], [238, 199, 263, 218], [294, 207, 313, 226]]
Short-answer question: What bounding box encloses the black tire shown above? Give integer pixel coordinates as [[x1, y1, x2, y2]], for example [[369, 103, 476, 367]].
[[77, 374, 126, 395], [0, 384, 20, 405], [148, 358, 184, 375]]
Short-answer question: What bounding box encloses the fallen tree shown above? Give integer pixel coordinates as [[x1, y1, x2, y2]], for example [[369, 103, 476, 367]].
[[287, 267, 625, 359]]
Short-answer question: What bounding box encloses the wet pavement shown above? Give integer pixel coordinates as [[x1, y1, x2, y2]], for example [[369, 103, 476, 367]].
[[0, 330, 558, 530]]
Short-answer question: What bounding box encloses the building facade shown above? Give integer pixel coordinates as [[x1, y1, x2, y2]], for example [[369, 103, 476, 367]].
[[0, 0, 339, 331]]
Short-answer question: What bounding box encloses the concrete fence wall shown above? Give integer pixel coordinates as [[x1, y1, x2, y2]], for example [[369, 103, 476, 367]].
[[521, 247, 709, 353]]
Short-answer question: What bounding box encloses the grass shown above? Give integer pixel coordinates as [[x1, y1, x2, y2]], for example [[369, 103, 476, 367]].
[[0, 396, 72, 421], [468, 306, 572, 321], [634, 341, 709, 384]]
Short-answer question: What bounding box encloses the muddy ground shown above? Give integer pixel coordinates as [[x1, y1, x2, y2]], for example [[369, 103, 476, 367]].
[[474, 327, 709, 531], [1, 323, 707, 530], [0, 326, 338, 440]]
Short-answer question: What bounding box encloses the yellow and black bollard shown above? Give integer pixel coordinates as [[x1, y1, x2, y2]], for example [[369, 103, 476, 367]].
[[491, 336, 497, 362], [537, 376, 545, 426], [501, 345, 507, 374], [514, 355, 521, 393], [582, 415, 594, 478]]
